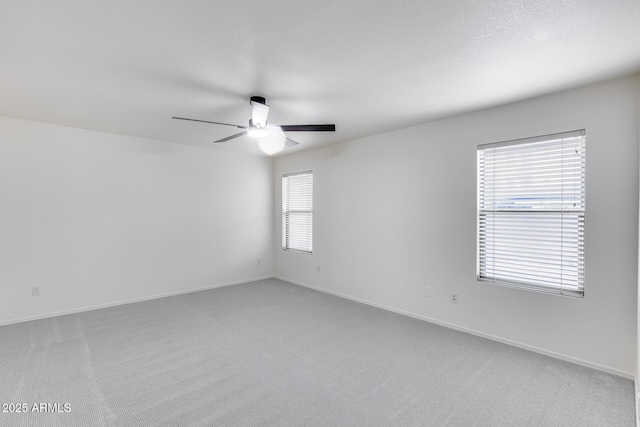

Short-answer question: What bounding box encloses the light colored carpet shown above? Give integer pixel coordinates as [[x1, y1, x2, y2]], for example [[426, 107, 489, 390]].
[[0, 278, 634, 426]]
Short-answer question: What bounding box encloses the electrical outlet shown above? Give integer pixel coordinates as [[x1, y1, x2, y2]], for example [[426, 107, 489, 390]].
[[32, 286, 40, 297], [450, 293, 458, 304], [425, 287, 431, 298]]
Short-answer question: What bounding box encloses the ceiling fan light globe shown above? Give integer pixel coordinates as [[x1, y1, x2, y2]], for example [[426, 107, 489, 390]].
[[258, 130, 286, 155], [247, 128, 269, 138]]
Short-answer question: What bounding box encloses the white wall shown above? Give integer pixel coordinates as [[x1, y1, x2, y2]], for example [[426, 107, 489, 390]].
[[275, 74, 639, 377], [0, 117, 274, 325]]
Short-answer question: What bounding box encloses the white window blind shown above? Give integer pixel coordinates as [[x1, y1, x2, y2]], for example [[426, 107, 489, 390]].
[[477, 130, 585, 297], [282, 171, 313, 253]]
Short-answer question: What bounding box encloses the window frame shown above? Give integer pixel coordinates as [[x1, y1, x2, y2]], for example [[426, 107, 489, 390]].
[[282, 170, 313, 254], [476, 130, 586, 297]]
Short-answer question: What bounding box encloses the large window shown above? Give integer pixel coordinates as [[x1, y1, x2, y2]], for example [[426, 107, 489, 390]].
[[282, 171, 313, 253], [477, 130, 585, 297]]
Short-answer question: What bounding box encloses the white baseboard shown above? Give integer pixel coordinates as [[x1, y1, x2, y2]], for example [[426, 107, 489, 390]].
[[276, 276, 634, 380], [0, 275, 275, 327]]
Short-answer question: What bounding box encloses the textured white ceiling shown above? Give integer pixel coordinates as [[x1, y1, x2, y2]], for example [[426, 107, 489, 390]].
[[1, 0, 639, 156]]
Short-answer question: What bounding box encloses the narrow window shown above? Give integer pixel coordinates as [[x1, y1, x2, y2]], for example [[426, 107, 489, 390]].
[[477, 130, 585, 297], [282, 171, 313, 253]]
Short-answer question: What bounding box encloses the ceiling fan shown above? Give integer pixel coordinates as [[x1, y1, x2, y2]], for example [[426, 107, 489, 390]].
[[172, 96, 336, 154]]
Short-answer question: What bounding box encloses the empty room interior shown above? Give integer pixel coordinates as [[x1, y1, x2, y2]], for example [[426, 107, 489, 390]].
[[1, 1, 640, 426]]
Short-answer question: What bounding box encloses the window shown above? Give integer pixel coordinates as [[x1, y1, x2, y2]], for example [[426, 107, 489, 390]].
[[282, 171, 313, 253], [477, 130, 585, 297]]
